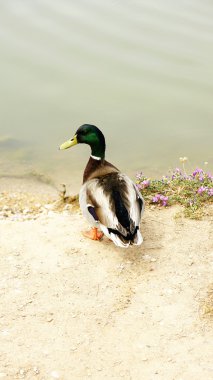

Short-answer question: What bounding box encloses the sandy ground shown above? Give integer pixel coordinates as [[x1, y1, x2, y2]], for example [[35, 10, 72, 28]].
[[0, 182, 213, 380]]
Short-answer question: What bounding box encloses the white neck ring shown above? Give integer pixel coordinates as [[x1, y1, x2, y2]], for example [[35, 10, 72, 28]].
[[90, 155, 102, 160]]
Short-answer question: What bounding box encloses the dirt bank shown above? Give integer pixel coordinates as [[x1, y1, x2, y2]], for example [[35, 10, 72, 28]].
[[0, 187, 212, 379]]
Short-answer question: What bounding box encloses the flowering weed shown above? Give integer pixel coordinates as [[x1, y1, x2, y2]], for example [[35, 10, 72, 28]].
[[136, 166, 213, 219]]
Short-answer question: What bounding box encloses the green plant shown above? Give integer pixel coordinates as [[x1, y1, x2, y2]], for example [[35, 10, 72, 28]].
[[136, 165, 213, 219]]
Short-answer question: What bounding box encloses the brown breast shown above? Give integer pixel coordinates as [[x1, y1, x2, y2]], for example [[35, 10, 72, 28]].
[[83, 157, 119, 183]]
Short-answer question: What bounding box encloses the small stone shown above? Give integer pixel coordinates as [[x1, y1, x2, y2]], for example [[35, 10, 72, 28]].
[[33, 367, 40, 374], [44, 204, 53, 210], [42, 349, 49, 356], [50, 371, 60, 379], [2, 206, 9, 211], [143, 255, 152, 261], [164, 288, 173, 295], [47, 317, 53, 322], [64, 204, 70, 210], [23, 208, 31, 214], [47, 211, 55, 217], [1, 329, 9, 336]]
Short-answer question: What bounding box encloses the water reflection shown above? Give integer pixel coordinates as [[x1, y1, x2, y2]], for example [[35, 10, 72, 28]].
[[0, 0, 212, 191]]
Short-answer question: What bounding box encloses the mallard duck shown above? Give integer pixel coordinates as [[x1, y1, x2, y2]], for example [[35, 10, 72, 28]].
[[59, 124, 144, 248]]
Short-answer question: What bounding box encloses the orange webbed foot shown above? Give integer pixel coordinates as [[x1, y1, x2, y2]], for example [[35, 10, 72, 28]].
[[82, 227, 104, 241]]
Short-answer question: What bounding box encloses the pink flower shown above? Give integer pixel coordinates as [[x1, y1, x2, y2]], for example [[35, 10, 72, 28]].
[[207, 173, 213, 181], [208, 188, 213, 196], [136, 183, 143, 190], [152, 194, 168, 206], [152, 194, 161, 203], [192, 168, 203, 177], [197, 186, 207, 194], [141, 179, 150, 188], [159, 195, 169, 206]]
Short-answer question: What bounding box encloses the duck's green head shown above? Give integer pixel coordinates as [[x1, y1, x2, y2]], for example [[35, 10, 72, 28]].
[[59, 124, 106, 159]]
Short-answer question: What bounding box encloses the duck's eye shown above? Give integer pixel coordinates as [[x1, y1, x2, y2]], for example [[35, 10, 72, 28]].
[[80, 130, 87, 136]]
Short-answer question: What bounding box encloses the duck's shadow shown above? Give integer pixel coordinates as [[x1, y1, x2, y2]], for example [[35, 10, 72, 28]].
[[100, 214, 166, 313], [113, 213, 165, 266]]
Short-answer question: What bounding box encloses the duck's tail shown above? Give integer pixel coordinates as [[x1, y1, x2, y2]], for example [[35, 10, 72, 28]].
[[100, 224, 143, 248]]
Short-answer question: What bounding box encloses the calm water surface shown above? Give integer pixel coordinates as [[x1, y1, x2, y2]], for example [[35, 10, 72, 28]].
[[0, 0, 213, 191]]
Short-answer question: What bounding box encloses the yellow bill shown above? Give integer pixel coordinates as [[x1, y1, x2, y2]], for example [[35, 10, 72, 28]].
[[59, 134, 78, 150]]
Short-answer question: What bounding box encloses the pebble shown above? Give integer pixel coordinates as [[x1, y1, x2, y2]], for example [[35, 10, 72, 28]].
[[143, 255, 157, 262], [2, 206, 9, 211], [1, 329, 10, 336], [164, 288, 173, 295], [44, 204, 53, 210], [50, 371, 60, 379], [23, 208, 30, 214], [42, 349, 49, 356], [33, 367, 40, 375], [46, 317, 53, 322], [2, 212, 8, 218], [47, 211, 55, 217]]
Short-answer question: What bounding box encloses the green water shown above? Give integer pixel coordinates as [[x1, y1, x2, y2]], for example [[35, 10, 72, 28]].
[[0, 0, 213, 191]]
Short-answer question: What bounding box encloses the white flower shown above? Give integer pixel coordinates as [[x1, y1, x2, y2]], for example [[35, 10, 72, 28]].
[[179, 157, 188, 163]]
